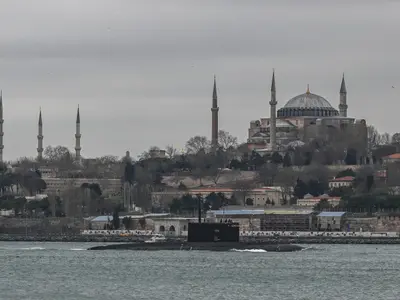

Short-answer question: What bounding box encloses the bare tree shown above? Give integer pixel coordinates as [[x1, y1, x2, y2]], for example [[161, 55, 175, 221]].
[[380, 132, 391, 145], [392, 133, 400, 144], [274, 168, 298, 204], [165, 145, 178, 159], [257, 163, 278, 186], [44, 145, 71, 162], [218, 130, 238, 150], [187, 151, 209, 186], [232, 180, 255, 206], [185, 136, 210, 154]]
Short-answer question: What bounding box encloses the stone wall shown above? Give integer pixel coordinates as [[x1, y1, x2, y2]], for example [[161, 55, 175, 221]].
[[0, 217, 84, 235]]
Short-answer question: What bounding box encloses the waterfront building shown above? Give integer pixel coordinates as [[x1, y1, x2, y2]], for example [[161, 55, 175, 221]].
[[316, 211, 346, 231]]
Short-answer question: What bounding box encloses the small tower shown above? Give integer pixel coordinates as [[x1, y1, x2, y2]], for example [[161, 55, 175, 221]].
[[0, 91, 3, 163], [339, 74, 348, 117], [37, 108, 44, 160], [269, 70, 277, 152], [75, 106, 81, 161], [211, 76, 219, 149]]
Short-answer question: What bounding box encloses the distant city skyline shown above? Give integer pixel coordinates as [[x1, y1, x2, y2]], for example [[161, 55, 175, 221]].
[[1, 0, 399, 160]]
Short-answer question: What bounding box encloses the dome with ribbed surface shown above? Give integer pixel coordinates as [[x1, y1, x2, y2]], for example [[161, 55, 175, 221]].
[[277, 91, 339, 118], [284, 92, 333, 109]]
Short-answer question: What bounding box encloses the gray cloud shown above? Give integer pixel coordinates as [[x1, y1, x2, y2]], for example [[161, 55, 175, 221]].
[[1, 0, 400, 160]]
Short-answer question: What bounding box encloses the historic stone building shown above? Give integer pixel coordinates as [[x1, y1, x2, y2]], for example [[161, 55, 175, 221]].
[[247, 72, 368, 162]]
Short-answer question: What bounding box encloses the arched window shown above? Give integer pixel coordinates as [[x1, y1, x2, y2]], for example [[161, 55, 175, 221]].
[[159, 225, 165, 232], [169, 225, 175, 232]]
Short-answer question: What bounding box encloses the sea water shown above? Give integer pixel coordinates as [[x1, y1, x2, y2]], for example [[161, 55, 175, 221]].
[[0, 242, 399, 300]]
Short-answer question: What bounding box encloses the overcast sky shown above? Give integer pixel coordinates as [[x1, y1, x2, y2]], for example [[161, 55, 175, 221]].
[[1, 0, 399, 160]]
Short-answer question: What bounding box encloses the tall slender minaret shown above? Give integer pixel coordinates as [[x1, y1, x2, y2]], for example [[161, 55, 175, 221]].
[[339, 73, 347, 117], [269, 70, 277, 152], [37, 108, 44, 160], [75, 106, 81, 161], [0, 91, 3, 163], [211, 76, 219, 149]]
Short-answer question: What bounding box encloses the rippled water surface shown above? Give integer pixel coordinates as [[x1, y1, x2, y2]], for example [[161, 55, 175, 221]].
[[1, 242, 400, 300]]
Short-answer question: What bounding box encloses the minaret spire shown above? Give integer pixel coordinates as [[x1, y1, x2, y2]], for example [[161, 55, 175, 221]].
[[339, 73, 348, 117], [211, 75, 219, 149], [37, 108, 44, 160], [75, 105, 81, 161], [269, 70, 277, 152], [0, 90, 4, 163]]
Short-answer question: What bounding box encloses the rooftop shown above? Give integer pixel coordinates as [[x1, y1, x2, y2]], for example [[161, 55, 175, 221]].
[[330, 176, 355, 182], [383, 153, 400, 160], [318, 212, 346, 217]]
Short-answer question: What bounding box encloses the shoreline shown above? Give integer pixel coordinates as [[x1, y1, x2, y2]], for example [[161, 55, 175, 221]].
[[3, 234, 400, 244]]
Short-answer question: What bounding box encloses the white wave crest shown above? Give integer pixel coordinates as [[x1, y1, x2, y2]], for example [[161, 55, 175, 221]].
[[230, 248, 267, 253], [18, 247, 45, 250], [70, 248, 86, 251]]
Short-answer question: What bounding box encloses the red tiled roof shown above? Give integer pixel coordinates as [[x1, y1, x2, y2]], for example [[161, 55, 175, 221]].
[[331, 176, 355, 182], [189, 187, 275, 193], [384, 153, 400, 159]]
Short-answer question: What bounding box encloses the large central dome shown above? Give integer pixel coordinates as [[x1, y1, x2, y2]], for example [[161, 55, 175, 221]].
[[277, 89, 339, 118]]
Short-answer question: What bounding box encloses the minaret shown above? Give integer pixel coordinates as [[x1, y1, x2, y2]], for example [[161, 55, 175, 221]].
[[37, 108, 43, 160], [339, 73, 348, 117], [269, 70, 277, 152], [0, 91, 3, 163], [211, 76, 219, 149], [75, 106, 81, 161]]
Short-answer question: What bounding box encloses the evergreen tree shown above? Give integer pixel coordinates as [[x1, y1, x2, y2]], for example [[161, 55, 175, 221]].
[[283, 152, 292, 167]]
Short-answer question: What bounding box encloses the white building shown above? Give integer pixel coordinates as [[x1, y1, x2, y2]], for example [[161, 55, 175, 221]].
[[328, 176, 354, 189]]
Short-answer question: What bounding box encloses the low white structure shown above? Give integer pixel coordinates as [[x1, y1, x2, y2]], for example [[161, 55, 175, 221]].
[[328, 176, 354, 189], [297, 194, 341, 207], [153, 218, 196, 237]]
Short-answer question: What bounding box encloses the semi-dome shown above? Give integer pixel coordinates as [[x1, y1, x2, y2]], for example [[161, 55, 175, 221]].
[[277, 87, 339, 118]]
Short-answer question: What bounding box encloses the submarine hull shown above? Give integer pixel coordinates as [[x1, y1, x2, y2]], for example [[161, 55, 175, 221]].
[[87, 242, 303, 252]]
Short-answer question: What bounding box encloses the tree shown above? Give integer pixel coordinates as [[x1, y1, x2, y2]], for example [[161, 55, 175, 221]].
[[257, 163, 278, 186], [187, 150, 210, 186], [44, 145, 72, 162], [270, 152, 283, 164], [313, 199, 332, 212], [353, 166, 375, 193], [274, 168, 298, 204], [283, 152, 292, 167], [185, 136, 210, 154], [232, 180, 255, 205], [218, 130, 238, 150], [165, 145, 178, 159], [245, 198, 254, 206], [112, 209, 120, 230], [392, 133, 400, 144], [138, 146, 160, 160]]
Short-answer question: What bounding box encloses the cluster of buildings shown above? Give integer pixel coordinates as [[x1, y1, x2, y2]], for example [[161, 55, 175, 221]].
[[86, 208, 400, 236]]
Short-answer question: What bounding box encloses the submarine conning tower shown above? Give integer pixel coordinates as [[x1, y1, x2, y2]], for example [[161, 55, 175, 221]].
[[187, 197, 239, 243]]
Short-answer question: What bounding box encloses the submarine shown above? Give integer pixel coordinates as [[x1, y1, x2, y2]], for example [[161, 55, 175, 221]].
[[88, 202, 303, 252]]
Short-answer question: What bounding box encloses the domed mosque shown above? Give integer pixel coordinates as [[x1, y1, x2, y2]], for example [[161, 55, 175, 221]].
[[247, 71, 368, 163]]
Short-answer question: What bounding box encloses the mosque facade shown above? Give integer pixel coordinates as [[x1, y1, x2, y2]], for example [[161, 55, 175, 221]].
[[247, 72, 368, 162]]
